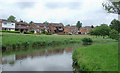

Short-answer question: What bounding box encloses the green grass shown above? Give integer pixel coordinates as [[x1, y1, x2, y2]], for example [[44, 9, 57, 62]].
[[2, 32, 116, 53], [72, 42, 118, 71]]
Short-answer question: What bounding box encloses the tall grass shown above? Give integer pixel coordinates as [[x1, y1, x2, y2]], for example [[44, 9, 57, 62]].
[[72, 42, 118, 71]]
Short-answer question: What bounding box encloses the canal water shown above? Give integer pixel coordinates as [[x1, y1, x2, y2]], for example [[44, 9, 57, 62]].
[[2, 44, 82, 71]]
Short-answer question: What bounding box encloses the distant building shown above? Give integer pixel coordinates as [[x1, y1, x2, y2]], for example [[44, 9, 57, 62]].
[[64, 26, 78, 34], [64, 25, 92, 35], [28, 23, 50, 33], [0, 19, 15, 31], [49, 23, 64, 34], [15, 21, 29, 33]]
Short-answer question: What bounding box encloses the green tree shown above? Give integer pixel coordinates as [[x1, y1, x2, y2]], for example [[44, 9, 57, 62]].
[[91, 25, 94, 28], [29, 21, 34, 24], [99, 24, 111, 37], [7, 15, 16, 22], [102, 1, 120, 14], [109, 19, 120, 33], [66, 24, 70, 26], [30, 29, 34, 33], [109, 29, 119, 40], [90, 24, 111, 38], [76, 21, 82, 30], [43, 21, 49, 24]]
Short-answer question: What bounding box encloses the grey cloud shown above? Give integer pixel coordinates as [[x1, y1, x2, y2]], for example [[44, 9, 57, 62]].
[[14, 2, 35, 9], [45, 2, 82, 9]]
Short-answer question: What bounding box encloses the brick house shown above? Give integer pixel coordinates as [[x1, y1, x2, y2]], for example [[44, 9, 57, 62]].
[[15, 21, 29, 33], [0, 19, 15, 31], [49, 23, 64, 34], [64, 26, 78, 34], [28, 23, 50, 33], [79, 26, 92, 35]]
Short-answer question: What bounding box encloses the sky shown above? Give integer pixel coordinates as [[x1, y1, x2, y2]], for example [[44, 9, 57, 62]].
[[0, 0, 118, 26]]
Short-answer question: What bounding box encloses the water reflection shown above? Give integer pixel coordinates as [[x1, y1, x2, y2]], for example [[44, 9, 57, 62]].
[[2, 47, 74, 71]]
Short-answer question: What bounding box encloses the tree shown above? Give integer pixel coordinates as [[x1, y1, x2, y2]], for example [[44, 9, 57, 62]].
[[91, 25, 94, 28], [89, 24, 111, 38], [76, 21, 82, 30], [29, 21, 34, 24], [30, 29, 34, 33], [66, 24, 70, 26], [109, 29, 119, 40], [7, 15, 16, 22], [102, 1, 120, 14], [43, 21, 49, 24], [109, 19, 120, 33]]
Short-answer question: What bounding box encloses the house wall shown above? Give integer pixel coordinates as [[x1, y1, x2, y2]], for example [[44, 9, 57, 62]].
[[64, 26, 78, 34], [2, 22, 15, 31], [15, 24, 28, 28], [79, 27, 89, 35]]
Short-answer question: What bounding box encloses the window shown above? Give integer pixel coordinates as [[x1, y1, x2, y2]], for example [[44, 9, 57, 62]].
[[44, 26, 46, 28], [37, 25, 39, 27], [18, 24, 21, 26], [3, 22, 7, 25]]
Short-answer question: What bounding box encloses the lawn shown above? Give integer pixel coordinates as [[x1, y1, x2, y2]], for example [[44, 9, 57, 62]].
[[72, 42, 118, 71]]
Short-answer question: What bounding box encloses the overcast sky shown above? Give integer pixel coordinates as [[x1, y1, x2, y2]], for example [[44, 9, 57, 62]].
[[0, 0, 118, 26]]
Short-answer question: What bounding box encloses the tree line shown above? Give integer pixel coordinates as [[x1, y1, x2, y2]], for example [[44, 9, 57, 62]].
[[89, 19, 120, 40]]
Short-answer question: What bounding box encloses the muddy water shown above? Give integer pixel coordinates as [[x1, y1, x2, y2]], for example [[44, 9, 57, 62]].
[[2, 44, 82, 71]]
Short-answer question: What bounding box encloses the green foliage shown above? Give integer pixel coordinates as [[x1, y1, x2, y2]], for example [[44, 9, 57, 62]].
[[91, 25, 94, 28], [66, 24, 70, 26], [109, 29, 119, 40], [42, 29, 47, 34], [82, 38, 93, 45], [76, 21, 82, 30], [30, 29, 34, 33], [72, 42, 118, 71], [7, 15, 16, 22], [102, 1, 120, 14], [89, 24, 111, 38], [99, 24, 111, 37], [43, 21, 49, 24], [24, 31, 33, 34], [0, 30, 20, 33], [110, 19, 120, 33], [29, 21, 34, 24]]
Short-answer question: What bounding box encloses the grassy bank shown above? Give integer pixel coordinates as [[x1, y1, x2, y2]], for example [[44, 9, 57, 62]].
[[2, 33, 84, 52], [72, 42, 118, 71], [2, 33, 115, 52]]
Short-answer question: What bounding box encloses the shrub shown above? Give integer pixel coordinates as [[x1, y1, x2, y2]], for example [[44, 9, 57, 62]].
[[109, 29, 119, 40], [46, 32, 51, 35], [24, 31, 33, 34], [0, 30, 20, 33], [30, 29, 34, 33], [82, 38, 93, 45]]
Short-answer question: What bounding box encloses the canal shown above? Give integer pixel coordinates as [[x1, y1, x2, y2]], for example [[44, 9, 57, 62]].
[[2, 43, 83, 71]]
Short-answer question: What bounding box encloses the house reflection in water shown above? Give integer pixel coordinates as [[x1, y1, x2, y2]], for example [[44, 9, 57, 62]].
[[2, 48, 73, 65]]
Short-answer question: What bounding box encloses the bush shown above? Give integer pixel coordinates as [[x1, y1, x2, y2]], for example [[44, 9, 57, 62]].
[[24, 31, 33, 34], [82, 38, 93, 45], [30, 29, 34, 33], [46, 32, 51, 35], [0, 30, 20, 33], [109, 29, 119, 40]]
